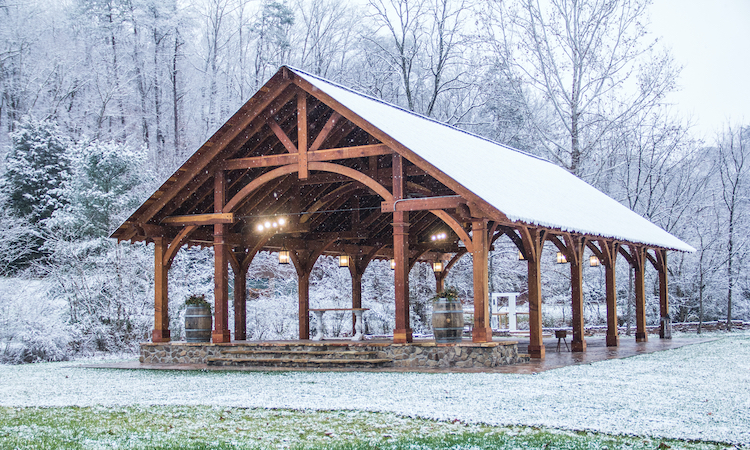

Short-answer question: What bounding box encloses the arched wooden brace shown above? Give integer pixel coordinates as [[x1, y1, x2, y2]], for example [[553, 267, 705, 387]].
[[619, 244, 648, 342], [434, 249, 468, 293], [588, 240, 620, 347], [646, 248, 670, 339], [289, 238, 337, 340], [227, 235, 271, 341], [519, 226, 547, 358], [345, 243, 384, 333], [223, 162, 394, 213]]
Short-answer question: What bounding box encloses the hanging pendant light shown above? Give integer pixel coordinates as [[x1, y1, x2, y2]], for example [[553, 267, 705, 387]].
[[338, 255, 350, 267], [278, 241, 290, 265], [389, 259, 396, 270], [556, 252, 567, 264], [432, 261, 444, 273], [590, 255, 601, 267]]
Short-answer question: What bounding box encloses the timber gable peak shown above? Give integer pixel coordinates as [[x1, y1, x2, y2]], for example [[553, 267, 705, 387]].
[[112, 65, 693, 256]]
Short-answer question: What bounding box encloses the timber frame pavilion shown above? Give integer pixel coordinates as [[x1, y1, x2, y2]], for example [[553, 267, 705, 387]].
[[112, 66, 694, 359]]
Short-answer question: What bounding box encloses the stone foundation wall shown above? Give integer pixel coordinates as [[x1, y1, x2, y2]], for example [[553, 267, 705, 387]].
[[381, 342, 525, 369], [140, 341, 527, 369]]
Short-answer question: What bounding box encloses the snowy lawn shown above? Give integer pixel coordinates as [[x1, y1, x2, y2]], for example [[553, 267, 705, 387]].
[[0, 333, 748, 446]]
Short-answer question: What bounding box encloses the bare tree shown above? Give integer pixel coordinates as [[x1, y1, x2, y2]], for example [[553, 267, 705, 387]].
[[715, 125, 749, 331], [486, 0, 678, 177]]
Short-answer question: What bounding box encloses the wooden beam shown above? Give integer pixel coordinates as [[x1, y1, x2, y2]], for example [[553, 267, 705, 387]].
[[381, 195, 464, 213], [297, 92, 308, 179], [161, 213, 235, 226], [223, 144, 393, 171], [310, 111, 341, 151], [268, 117, 298, 154]]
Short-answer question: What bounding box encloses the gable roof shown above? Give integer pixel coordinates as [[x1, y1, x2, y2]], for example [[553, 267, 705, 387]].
[[289, 67, 694, 252], [112, 65, 694, 254]]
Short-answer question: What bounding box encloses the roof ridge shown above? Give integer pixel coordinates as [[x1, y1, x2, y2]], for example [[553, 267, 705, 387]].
[[285, 65, 551, 164]]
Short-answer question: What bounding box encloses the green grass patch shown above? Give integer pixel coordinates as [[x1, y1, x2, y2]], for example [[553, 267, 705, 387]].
[[0, 406, 730, 449]]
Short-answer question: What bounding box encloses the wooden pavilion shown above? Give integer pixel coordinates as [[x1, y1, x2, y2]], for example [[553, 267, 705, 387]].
[[112, 66, 694, 360]]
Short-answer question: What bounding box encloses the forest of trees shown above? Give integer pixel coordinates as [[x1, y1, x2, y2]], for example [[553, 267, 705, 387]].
[[0, 0, 747, 363]]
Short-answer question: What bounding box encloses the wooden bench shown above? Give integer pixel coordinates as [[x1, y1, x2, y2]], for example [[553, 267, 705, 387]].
[[309, 308, 369, 341]]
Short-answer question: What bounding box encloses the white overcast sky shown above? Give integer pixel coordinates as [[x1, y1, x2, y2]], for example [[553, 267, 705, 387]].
[[649, 0, 750, 140]]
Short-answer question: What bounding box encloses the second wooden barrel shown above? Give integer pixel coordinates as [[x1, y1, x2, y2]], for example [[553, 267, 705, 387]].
[[185, 305, 212, 343], [432, 298, 464, 343]]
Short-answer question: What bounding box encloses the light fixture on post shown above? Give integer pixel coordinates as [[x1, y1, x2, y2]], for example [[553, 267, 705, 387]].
[[518, 250, 525, 261], [432, 261, 444, 273], [556, 252, 568, 264], [590, 255, 600, 267], [389, 259, 396, 270], [338, 255, 350, 268]]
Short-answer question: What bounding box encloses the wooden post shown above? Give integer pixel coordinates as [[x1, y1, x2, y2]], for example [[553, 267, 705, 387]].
[[570, 248, 586, 352], [233, 261, 248, 341], [524, 228, 545, 359], [392, 154, 412, 343], [634, 246, 648, 343], [471, 219, 492, 342], [212, 170, 231, 343], [604, 243, 619, 347], [435, 271, 446, 293], [657, 249, 670, 339], [152, 237, 170, 342], [298, 273, 310, 339], [349, 255, 363, 333], [297, 92, 308, 179]]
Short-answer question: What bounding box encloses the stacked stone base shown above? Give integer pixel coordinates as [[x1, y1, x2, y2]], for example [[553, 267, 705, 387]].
[[140, 340, 527, 369]]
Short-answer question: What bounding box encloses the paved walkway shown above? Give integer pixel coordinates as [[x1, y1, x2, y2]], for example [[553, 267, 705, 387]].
[[82, 335, 714, 374]]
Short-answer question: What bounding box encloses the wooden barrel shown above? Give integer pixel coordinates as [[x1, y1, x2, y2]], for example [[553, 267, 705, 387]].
[[432, 298, 464, 343], [185, 305, 212, 343]]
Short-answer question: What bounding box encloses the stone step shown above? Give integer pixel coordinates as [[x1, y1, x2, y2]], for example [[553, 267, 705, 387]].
[[220, 349, 379, 358], [207, 356, 393, 367]]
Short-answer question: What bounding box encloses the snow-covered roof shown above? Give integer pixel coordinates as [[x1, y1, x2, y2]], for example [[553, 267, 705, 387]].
[[290, 67, 695, 252]]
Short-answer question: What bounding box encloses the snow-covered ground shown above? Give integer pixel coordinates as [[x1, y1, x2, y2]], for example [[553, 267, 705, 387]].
[[1, 333, 748, 445]]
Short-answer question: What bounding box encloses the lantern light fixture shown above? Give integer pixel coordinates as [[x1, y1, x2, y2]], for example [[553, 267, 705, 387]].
[[390, 259, 396, 270], [556, 252, 568, 264], [590, 255, 601, 267], [278, 242, 290, 265], [432, 261, 444, 273], [339, 255, 350, 267]]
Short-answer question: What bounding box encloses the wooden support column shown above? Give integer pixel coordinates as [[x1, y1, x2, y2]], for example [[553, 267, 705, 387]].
[[568, 238, 587, 352], [521, 227, 545, 359], [152, 237, 170, 342], [657, 249, 670, 339], [290, 239, 336, 340], [392, 154, 412, 343], [435, 270, 446, 293], [228, 249, 253, 341], [630, 245, 648, 343], [298, 273, 310, 339], [349, 255, 363, 333], [601, 241, 620, 347], [212, 170, 231, 343], [471, 219, 492, 343]]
